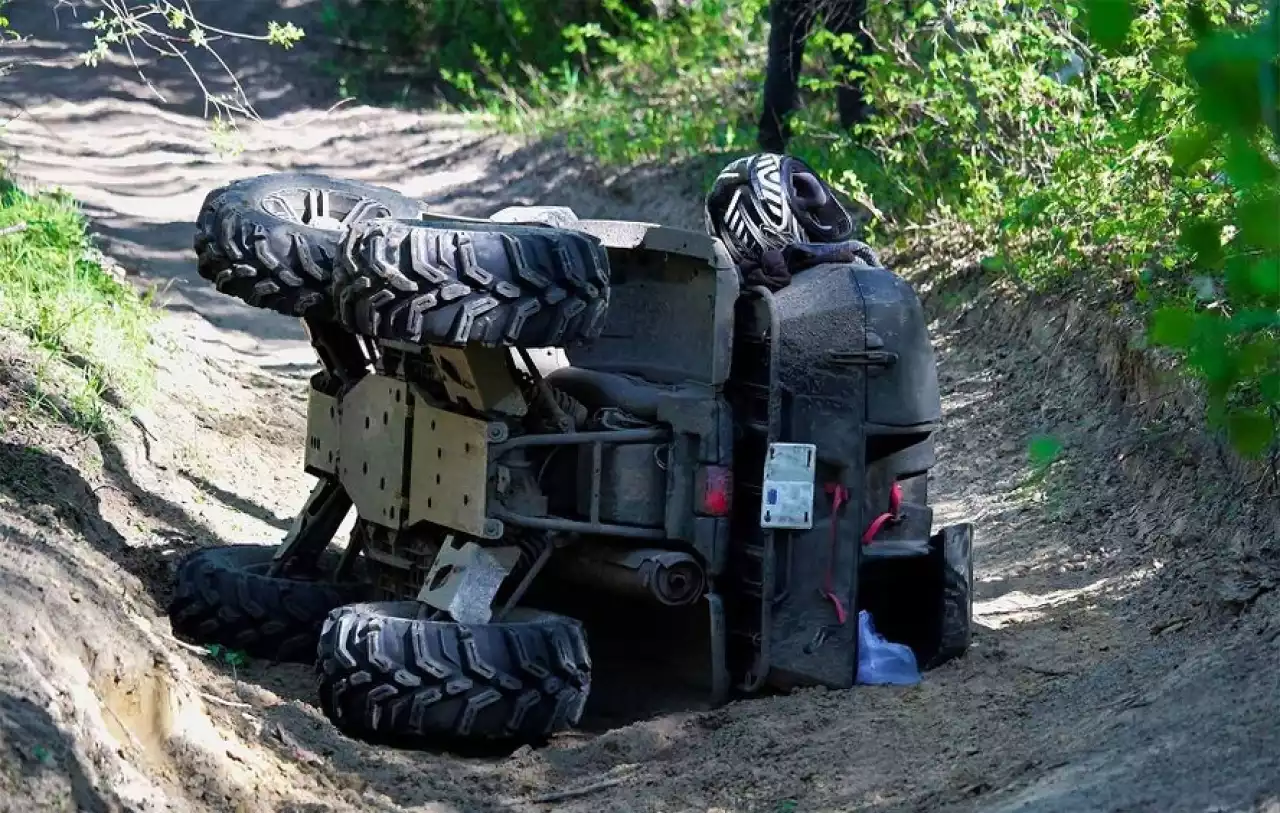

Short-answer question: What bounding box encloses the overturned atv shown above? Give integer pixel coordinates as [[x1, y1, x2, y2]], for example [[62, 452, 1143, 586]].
[[169, 172, 974, 746]]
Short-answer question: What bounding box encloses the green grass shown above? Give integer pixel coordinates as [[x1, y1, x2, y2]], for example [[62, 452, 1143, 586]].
[[0, 175, 155, 433], [459, 0, 769, 167]]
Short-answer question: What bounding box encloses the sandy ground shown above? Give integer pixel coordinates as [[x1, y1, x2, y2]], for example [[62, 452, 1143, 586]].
[[0, 1, 1279, 812]]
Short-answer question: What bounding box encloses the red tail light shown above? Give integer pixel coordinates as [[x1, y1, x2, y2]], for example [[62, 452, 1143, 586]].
[[697, 465, 733, 516]]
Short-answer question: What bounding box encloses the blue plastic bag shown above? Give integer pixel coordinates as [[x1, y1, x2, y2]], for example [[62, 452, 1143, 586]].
[[855, 609, 921, 686]]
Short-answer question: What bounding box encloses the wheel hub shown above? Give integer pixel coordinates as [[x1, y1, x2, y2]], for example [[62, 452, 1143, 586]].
[[261, 188, 392, 231]]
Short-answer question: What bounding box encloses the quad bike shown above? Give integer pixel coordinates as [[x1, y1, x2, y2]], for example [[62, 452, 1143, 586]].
[[168, 172, 974, 745]]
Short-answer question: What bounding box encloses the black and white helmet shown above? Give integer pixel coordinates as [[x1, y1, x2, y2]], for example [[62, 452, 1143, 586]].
[[704, 152, 856, 264]]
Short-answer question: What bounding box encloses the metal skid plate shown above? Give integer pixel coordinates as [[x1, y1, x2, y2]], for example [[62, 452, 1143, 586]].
[[573, 219, 735, 267], [489, 205, 581, 229], [337, 375, 411, 529], [416, 536, 522, 624], [407, 400, 493, 537], [304, 386, 339, 476], [428, 345, 526, 417], [760, 442, 817, 530]]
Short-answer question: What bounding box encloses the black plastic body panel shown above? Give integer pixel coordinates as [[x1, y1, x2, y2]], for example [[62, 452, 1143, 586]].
[[863, 439, 935, 558], [565, 244, 739, 385], [853, 266, 942, 429], [541, 251, 945, 695], [761, 264, 870, 690], [753, 261, 943, 690]]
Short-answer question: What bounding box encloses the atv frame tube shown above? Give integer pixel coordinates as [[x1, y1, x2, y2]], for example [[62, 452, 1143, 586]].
[[488, 427, 672, 540]]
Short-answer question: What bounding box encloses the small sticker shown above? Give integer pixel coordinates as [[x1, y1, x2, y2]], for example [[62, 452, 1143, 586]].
[[760, 442, 817, 530]]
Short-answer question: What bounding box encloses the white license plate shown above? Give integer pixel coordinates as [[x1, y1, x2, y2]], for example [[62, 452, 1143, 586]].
[[759, 442, 817, 530]]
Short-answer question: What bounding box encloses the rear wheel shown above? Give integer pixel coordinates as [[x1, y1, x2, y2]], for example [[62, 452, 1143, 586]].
[[317, 602, 591, 745], [194, 173, 427, 318], [168, 544, 370, 663]]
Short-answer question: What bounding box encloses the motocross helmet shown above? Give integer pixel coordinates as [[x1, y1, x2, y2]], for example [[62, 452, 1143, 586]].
[[704, 152, 856, 265]]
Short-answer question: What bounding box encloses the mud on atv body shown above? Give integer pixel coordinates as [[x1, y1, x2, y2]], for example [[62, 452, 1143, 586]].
[[170, 179, 972, 747]]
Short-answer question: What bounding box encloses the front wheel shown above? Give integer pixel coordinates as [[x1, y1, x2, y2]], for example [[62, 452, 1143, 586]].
[[317, 602, 592, 745]]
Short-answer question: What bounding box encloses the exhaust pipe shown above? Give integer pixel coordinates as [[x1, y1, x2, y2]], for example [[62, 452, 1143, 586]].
[[552, 548, 706, 606]]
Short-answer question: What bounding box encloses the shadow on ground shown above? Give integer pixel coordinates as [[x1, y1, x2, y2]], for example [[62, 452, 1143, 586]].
[[0, 691, 117, 813], [0, 438, 200, 600], [177, 469, 291, 532]]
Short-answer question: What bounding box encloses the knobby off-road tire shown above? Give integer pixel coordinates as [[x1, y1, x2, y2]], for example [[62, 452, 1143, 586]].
[[331, 218, 611, 347], [194, 173, 427, 319], [317, 602, 592, 745], [168, 544, 370, 664]]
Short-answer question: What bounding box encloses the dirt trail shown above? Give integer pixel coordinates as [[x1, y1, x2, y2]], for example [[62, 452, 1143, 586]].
[[1, 1, 1279, 812]]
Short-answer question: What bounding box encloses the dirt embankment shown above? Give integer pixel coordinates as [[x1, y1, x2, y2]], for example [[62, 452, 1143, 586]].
[[4, 231, 1279, 813], [1, 1, 1279, 812]]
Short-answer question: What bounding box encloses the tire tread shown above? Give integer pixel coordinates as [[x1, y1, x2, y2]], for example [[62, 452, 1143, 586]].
[[167, 544, 367, 663], [317, 603, 591, 744], [194, 174, 425, 319], [332, 219, 611, 348]]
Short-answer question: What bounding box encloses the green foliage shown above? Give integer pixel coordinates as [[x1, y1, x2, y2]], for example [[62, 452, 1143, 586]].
[[1085, 0, 1135, 50], [438, 0, 1278, 462], [1029, 434, 1065, 469], [468, 0, 770, 162], [77, 2, 305, 127], [205, 644, 249, 668], [1091, 0, 1280, 459], [0, 176, 155, 433], [319, 0, 659, 96], [810, 0, 1248, 285]]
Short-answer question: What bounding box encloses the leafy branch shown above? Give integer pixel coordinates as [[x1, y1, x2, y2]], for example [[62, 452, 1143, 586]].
[[68, 0, 304, 127]]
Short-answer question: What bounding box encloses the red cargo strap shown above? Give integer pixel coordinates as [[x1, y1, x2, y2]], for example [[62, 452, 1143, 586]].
[[821, 483, 850, 625], [819, 481, 904, 626], [862, 482, 902, 545]]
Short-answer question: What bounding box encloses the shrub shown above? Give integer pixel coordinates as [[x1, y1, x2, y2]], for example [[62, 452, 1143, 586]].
[[448, 0, 1278, 459]]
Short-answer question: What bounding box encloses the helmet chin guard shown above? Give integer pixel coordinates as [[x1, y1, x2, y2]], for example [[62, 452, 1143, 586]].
[[705, 152, 856, 265]]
